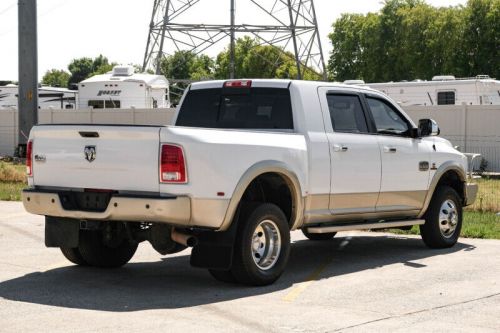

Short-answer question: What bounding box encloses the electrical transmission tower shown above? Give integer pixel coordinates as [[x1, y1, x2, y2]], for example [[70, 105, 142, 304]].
[[142, 0, 327, 80]]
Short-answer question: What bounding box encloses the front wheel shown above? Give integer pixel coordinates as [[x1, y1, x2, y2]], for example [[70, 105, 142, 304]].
[[230, 203, 291, 286], [420, 186, 462, 249]]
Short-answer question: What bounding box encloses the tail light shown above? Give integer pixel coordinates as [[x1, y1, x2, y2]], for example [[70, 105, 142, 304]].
[[224, 80, 252, 88], [26, 140, 33, 176], [160, 144, 187, 183]]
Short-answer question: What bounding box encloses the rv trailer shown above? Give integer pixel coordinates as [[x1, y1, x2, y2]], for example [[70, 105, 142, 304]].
[[78, 66, 171, 110], [345, 75, 500, 106], [0, 84, 77, 110]]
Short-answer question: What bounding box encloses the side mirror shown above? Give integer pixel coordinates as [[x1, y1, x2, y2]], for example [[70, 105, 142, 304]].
[[418, 119, 440, 137]]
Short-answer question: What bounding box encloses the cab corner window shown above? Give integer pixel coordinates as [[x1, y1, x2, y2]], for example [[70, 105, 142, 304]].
[[326, 94, 368, 133], [366, 97, 409, 136]]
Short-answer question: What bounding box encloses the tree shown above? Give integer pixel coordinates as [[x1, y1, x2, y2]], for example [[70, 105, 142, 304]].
[[159, 50, 214, 80], [215, 36, 322, 80], [462, 0, 500, 78], [67, 57, 93, 86], [327, 0, 499, 82], [41, 69, 70, 87], [327, 13, 365, 82], [67, 55, 117, 86]]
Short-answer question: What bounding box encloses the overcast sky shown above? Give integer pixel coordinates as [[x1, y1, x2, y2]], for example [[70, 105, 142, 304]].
[[0, 0, 467, 80]]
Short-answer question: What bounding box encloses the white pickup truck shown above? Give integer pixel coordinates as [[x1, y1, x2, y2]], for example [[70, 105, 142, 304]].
[[23, 79, 477, 286]]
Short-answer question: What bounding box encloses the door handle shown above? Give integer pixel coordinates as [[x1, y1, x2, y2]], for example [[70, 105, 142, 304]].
[[383, 146, 397, 153], [333, 144, 348, 152]]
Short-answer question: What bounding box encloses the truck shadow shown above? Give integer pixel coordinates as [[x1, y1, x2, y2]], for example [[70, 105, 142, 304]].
[[0, 234, 475, 312]]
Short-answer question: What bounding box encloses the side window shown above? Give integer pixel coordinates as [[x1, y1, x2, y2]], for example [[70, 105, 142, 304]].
[[326, 94, 368, 133], [366, 97, 409, 136], [437, 91, 455, 105]]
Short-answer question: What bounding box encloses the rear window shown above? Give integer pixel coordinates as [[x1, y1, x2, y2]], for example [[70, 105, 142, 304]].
[[176, 87, 294, 130]]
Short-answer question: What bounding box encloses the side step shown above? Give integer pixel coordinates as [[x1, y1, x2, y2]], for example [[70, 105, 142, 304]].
[[306, 219, 425, 234]]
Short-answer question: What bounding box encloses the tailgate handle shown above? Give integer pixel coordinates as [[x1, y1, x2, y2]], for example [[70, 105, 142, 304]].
[[79, 131, 99, 138]]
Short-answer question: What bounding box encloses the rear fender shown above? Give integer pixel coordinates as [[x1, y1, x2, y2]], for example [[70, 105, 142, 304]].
[[218, 160, 304, 232]]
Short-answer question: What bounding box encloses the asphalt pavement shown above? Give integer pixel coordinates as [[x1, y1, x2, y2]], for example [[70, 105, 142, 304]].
[[0, 201, 499, 332]]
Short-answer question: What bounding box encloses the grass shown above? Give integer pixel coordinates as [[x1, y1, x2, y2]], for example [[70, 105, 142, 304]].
[[390, 211, 500, 239], [467, 177, 500, 212], [0, 162, 27, 201]]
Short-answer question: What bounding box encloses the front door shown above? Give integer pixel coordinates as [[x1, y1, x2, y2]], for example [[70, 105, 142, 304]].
[[364, 95, 432, 211], [318, 88, 381, 215]]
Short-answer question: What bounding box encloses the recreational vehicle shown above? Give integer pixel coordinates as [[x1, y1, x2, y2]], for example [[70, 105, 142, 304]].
[[78, 66, 171, 109], [0, 84, 77, 109], [345, 75, 500, 106]]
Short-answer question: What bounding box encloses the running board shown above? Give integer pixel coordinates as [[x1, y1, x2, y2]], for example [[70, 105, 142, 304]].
[[306, 219, 425, 234]]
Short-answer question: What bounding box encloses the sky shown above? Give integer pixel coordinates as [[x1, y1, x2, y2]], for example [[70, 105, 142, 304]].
[[0, 0, 468, 81]]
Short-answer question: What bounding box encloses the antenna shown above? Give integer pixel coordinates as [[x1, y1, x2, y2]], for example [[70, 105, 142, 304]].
[[142, 0, 327, 80]]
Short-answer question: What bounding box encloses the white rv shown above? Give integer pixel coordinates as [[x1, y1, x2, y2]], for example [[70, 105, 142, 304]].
[[78, 66, 170, 109], [0, 84, 78, 109], [345, 75, 500, 106]]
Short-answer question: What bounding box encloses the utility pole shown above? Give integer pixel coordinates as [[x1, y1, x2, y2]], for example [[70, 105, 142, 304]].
[[229, 0, 236, 79], [18, 0, 38, 156]]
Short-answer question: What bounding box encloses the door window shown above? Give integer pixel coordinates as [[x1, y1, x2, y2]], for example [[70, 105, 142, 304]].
[[366, 97, 409, 136], [326, 94, 368, 133]]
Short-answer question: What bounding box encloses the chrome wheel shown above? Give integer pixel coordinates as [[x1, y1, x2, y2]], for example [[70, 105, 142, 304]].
[[251, 219, 281, 270], [439, 199, 458, 238]]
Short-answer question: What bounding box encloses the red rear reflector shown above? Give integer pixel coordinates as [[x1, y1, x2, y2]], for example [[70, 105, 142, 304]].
[[224, 80, 252, 88], [26, 140, 33, 176], [160, 144, 187, 183]]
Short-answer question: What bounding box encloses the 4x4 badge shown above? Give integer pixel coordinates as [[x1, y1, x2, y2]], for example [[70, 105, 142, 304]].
[[84, 146, 96, 162]]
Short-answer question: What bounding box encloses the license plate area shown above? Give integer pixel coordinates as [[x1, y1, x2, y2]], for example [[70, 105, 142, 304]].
[[59, 191, 114, 213]]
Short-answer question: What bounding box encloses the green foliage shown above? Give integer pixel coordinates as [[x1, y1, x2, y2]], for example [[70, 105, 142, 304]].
[[41, 69, 70, 88], [67, 55, 117, 86], [328, 0, 500, 82], [214, 36, 322, 80], [160, 50, 214, 80], [0, 182, 25, 201]]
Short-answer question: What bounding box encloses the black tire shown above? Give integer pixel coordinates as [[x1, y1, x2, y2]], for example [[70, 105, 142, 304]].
[[60, 247, 88, 266], [78, 230, 138, 268], [302, 229, 336, 241], [231, 203, 291, 286], [420, 185, 462, 249], [208, 269, 237, 283]]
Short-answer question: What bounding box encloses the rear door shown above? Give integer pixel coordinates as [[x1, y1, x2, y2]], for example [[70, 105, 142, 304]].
[[31, 125, 162, 192], [318, 88, 381, 215]]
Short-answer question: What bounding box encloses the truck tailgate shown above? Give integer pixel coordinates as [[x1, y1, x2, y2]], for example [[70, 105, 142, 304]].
[[30, 125, 162, 192]]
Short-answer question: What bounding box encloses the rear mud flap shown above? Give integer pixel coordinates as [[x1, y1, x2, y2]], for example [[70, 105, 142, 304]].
[[45, 216, 79, 248], [190, 243, 234, 270], [190, 208, 242, 270]]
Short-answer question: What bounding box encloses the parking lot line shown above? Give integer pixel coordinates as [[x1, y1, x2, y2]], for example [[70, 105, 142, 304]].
[[282, 256, 334, 302]]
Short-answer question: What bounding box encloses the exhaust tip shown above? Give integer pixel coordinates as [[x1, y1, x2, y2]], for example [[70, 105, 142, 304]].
[[171, 228, 198, 247]]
